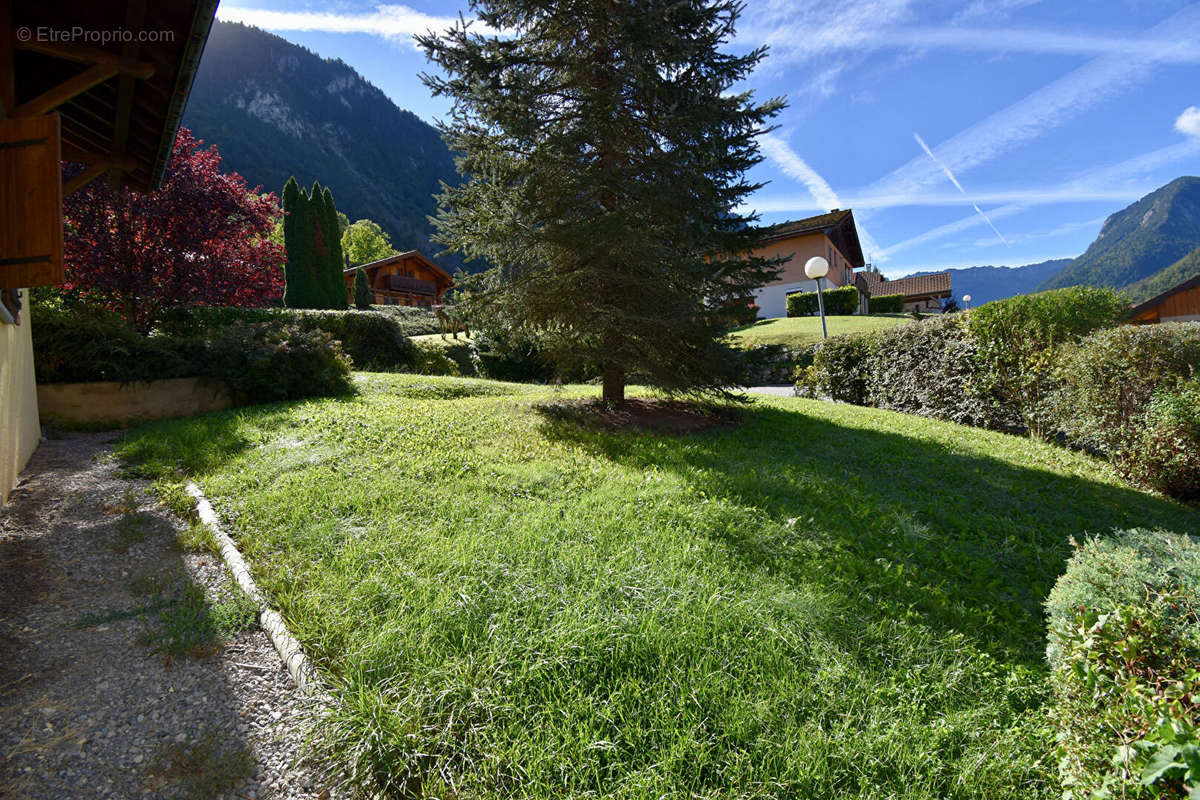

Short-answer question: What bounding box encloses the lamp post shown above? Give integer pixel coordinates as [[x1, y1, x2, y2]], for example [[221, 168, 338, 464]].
[[962, 294, 972, 310], [805, 256, 830, 340]]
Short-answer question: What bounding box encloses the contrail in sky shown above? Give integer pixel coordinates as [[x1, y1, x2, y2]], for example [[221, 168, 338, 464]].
[[913, 132, 1008, 245]]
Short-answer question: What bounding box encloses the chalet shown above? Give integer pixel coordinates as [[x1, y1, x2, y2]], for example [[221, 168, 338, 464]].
[[1, 0, 218, 503], [750, 210, 867, 318], [343, 251, 453, 307], [855, 270, 953, 313], [1129, 273, 1200, 324]]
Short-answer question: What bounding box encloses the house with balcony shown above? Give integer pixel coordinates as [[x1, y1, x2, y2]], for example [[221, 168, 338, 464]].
[[855, 270, 953, 313], [343, 250, 453, 307], [749, 210, 867, 318]]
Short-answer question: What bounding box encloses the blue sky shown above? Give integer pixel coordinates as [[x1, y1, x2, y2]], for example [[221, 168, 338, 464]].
[[215, 0, 1200, 277]]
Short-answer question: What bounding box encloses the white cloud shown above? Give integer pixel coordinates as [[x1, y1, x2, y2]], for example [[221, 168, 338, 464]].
[[1177, 106, 1200, 138], [216, 4, 472, 44], [952, 0, 1043, 24], [875, 136, 1200, 257], [862, 4, 1200, 202], [757, 133, 885, 260]]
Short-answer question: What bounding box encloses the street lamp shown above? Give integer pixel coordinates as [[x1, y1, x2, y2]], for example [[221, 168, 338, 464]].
[[805, 256, 830, 340], [962, 294, 972, 310]]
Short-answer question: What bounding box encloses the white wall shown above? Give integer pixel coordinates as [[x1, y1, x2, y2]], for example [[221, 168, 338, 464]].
[[753, 279, 823, 319], [0, 290, 42, 504]]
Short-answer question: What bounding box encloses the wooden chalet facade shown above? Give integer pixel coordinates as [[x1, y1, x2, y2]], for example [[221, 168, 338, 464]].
[[1130, 273, 1200, 324], [855, 270, 953, 313], [344, 250, 453, 307], [749, 210, 867, 318], [0, 0, 218, 503]]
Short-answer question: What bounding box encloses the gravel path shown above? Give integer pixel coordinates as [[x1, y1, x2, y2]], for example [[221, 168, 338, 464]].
[[0, 434, 335, 800], [745, 385, 798, 397]]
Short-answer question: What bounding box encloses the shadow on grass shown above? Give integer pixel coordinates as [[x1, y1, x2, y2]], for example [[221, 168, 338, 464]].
[[538, 401, 1200, 664]]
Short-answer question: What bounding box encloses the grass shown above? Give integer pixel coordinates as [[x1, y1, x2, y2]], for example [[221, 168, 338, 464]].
[[116, 373, 1200, 799], [410, 331, 476, 347], [730, 313, 910, 348]]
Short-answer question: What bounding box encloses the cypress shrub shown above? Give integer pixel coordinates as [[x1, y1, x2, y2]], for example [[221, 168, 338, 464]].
[[320, 185, 349, 309], [354, 267, 372, 310], [786, 285, 860, 317], [869, 292, 904, 313], [1046, 529, 1200, 799]]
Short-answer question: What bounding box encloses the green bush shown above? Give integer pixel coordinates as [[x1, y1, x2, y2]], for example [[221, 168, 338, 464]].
[[1127, 380, 1200, 500], [33, 306, 354, 404], [967, 286, 1129, 438], [159, 307, 416, 371], [738, 343, 809, 385], [33, 306, 206, 384], [786, 285, 860, 317], [869, 292, 904, 313], [1046, 530, 1200, 800], [209, 323, 353, 403], [811, 332, 877, 404], [1054, 323, 1200, 457], [864, 314, 1004, 428], [413, 341, 466, 376]]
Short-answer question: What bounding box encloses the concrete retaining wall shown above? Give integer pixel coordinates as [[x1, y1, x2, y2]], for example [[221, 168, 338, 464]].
[[38, 377, 232, 426]]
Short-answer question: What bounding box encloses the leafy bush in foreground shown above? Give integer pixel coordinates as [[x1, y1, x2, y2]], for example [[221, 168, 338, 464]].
[[811, 332, 876, 404], [786, 285, 860, 317], [211, 323, 353, 402], [1047, 530, 1200, 800]]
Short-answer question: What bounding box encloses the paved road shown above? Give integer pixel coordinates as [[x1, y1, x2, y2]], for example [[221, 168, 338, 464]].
[[744, 385, 797, 397]]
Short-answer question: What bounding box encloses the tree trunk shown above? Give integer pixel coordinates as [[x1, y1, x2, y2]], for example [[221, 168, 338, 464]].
[[602, 361, 624, 405]]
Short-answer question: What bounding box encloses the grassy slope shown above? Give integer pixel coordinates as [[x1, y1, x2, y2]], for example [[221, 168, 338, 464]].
[[730, 314, 909, 348], [117, 375, 1200, 799]]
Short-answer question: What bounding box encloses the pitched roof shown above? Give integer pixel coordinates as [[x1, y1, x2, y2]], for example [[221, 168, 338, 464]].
[[758, 209, 866, 268], [345, 250, 454, 285], [1129, 272, 1200, 317], [13, 0, 220, 193], [858, 271, 952, 299]]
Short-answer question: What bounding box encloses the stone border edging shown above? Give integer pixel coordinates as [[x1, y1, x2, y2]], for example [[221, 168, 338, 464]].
[[185, 482, 319, 694]]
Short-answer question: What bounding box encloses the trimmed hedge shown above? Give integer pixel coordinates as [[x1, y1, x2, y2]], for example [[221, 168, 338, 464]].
[[786, 285, 860, 317], [869, 292, 904, 313], [158, 306, 416, 372], [367, 305, 441, 337], [32, 306, 353, 402], [863, 314, 1005, 428], [1046, 530, 1200, 799]]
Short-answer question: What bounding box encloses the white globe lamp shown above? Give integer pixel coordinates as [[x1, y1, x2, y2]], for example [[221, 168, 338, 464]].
[[962, 294, 972, 310], [805, 256, 831, 339]]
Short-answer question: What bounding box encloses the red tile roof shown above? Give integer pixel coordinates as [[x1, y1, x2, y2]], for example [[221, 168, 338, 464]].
[[858, 271, 952, 299]]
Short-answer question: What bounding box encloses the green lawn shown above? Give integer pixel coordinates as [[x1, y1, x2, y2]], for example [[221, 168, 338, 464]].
[[410, 332, 475, 347], [117, 375, 1200, 799], [731, 314, 910, 348]]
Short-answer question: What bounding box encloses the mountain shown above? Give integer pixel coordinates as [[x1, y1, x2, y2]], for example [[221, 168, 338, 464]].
[[183, 21, 459, 269], [904, 258, 1071, 305], [1039, 176, 1200, 292], [1124, 246, 1200, 305]]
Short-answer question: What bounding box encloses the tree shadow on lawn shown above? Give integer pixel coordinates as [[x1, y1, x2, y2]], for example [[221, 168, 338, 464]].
[[538, 401, 1200, 665]]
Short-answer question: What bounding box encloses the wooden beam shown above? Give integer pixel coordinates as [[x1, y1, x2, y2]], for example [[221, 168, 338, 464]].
[[62, 160, 110, 195], [12, 63, 119, 118], [15, 40, 155, 80], [59, 143, 137, 172], [0, 1, 14, 118], [110, 0, 146, 190]]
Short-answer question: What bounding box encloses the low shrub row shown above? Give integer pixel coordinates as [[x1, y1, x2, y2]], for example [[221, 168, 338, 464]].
[[158, 306, 416, 371], [785, 285, 859, 317], [868, 292, 904, 313], [365, 304, 442, 336], [33, 306, 354, 403], [1046, 529, 1200, 799], [795, 287, 1200, 497]]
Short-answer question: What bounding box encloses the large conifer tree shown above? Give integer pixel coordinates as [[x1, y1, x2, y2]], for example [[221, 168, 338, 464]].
[[420, 0, 784, 403], [283, 177, 349, 309]]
